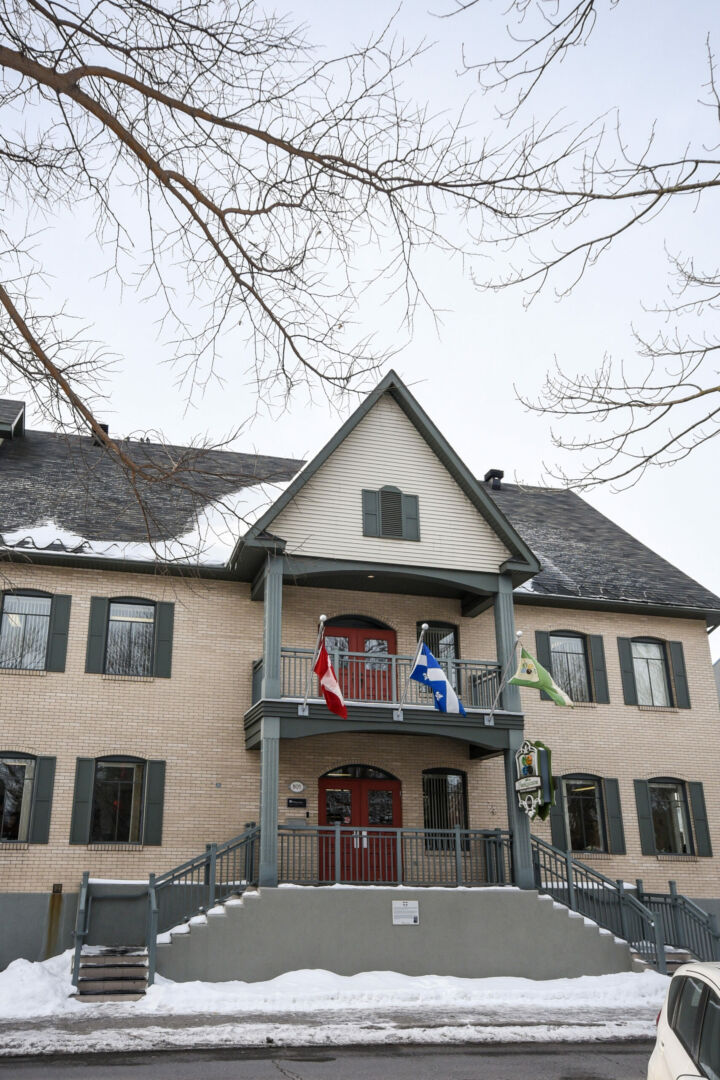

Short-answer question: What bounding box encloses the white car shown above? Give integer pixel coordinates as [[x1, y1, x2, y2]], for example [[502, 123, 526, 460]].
[[648, 961, 720, 1079]]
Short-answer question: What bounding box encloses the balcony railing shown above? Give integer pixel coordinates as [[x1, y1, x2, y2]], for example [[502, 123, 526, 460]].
[[253, 647, 501, 710]]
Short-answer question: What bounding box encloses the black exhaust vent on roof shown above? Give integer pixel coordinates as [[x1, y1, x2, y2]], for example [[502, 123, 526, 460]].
[[92, 423, 109, 447], [483, 468, 504, 491]]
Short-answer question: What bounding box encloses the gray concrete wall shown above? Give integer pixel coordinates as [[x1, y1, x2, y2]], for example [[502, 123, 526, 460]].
[[84, 882, 149, 947], [690, 897, 720, 923], [0, 892, 77, 971], [156, 886, 634, 983]]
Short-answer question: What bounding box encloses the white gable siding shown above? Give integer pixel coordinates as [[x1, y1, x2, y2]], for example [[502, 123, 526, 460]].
[[271, 395, 510, 571]]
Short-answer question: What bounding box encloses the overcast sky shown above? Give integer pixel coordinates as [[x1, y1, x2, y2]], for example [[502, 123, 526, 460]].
[[13, 0, 720, 661]]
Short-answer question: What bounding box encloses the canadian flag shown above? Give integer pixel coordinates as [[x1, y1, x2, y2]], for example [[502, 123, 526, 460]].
[[314, 641, 348, 719]]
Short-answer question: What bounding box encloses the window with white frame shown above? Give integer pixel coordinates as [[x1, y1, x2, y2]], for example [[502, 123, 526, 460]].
[[0, 756, 35, 842], [105, 602, 155, 677], [90, 759, 145, 843], [549, 633, 591, 703], [562, 776, 606, 852], [649, 779, 693, 854], [631, 640, 671, 707], [0, 594, 51, 670]]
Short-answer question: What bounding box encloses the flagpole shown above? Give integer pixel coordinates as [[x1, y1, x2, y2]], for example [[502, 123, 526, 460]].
[[485, 630, 523, 727], [393, 622, 428, 722], [298, 614, 327, 717]]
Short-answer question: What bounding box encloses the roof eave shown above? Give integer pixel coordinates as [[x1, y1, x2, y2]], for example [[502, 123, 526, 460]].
[[514, 589, 720, 627]]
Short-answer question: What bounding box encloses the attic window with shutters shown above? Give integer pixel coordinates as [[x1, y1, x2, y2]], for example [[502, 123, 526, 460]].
[[361, 487, 419, 541]]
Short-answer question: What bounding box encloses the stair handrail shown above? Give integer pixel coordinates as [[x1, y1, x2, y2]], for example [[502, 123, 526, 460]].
[[636, 878, 720, 962], [71, 870, 90, 987], [531, 835, 666, 973], [146, 874, 158, 987]]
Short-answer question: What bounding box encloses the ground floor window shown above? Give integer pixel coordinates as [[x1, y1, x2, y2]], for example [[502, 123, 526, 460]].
[[90, 759, 145, 843], [649, 779, 692, 854], [563, 776, 606, 852], [0, 756, 35, 842], [422, 769, 468, 846]]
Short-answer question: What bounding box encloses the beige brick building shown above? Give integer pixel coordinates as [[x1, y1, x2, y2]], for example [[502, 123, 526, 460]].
[[1, 374, 719, 970]]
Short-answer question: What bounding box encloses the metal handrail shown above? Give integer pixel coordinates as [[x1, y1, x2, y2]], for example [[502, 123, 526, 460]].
[[636, 879, 720, 962], [531, 835, 666, 973], [71, 870, 90, 987]]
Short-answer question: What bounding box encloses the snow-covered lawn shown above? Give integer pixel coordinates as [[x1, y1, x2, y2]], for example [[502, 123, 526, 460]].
[[0, 950, 669, 1055]]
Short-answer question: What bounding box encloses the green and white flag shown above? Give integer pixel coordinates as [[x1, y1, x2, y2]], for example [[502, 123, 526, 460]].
[[509, 647, 574, 707]]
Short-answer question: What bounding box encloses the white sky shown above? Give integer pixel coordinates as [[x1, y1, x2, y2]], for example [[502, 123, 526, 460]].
[[10, 0, 720, 661]]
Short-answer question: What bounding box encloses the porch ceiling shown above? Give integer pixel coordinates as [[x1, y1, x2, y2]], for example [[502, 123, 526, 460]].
[[244, 698, 523, 752]]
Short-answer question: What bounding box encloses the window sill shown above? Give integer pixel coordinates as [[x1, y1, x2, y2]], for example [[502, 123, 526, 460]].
[[637, 706, 679, 713], [656, 853, 698, 862], [101, 674, 155, 683], [571, 850, 611, 860], [87, 843, 145, 851], [0, 667, 47, 677], [0, 842, 29, 851], [570, 701, 597, 709]]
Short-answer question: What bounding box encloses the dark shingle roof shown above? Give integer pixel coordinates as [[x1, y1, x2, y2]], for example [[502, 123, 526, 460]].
[[0, 430, 302, 546], [485, 482, 720, 616]]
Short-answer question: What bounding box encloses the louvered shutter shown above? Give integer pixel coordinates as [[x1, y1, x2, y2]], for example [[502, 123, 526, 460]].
[[603, 778, 626, 855], [535, 631, 552, 702], [379, 487, 403, 537], [588, 635, 610, 704], [617, 638, 638, 706], [633, 780, 655, 855], [361, 490, 380, 536], [401, 494, 420, 540]]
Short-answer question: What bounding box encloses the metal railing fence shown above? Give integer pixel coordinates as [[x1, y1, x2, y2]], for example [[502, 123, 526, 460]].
[[636, 879, 720, 962], [531, 835, 666, 972], [278, 825, 513, 887]]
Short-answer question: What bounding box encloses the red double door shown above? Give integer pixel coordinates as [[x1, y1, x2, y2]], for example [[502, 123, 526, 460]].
[[319, 776, 402, 882], [323, 626, 397, 703]]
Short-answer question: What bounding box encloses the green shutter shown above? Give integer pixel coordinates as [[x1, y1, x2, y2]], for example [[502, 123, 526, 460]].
[[668, 642, 690, 709], [603, 778, 626, 855], [688, 782, 712, 857], [85, 597, 109, 673], [617, 638, 638, 706], [69, 758, 95, 844], [28, 757, 56, 844], [535, 631, 552, 702], [549, 777, 567, 849], [154, 603, 174, 678], [401, 494, 420, 541], [46, 595, 71, 672], [634, 779, 655, 855], [143, 760, 166, 846], [361, 489, 380, 536], [588, 635, 610, 704]]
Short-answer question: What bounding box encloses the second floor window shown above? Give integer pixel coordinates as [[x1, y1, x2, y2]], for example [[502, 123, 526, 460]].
[[0, 594, 51, 670], [105, 602, 155, 676], [631, 640, 670, 707], [91, 759, 145, 843], [549, 633, 591, 703]]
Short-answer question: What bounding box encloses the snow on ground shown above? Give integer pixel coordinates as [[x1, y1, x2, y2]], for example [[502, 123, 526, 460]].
[[0, 949, 669, 1055]]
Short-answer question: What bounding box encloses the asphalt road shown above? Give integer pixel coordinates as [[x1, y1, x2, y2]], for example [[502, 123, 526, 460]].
[[0, 1042, 654, 1079]]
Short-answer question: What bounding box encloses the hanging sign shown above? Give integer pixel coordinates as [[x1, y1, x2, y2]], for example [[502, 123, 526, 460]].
[[514, 740, 554, 820]]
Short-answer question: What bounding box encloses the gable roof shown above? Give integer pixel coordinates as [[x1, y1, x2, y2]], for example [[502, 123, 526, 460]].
[[236, 370, 540, 575], [0, 429, 302, 561], [485, 481, 720, 622]]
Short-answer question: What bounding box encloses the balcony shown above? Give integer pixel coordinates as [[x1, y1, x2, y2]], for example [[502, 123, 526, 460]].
[[252, 646, 501, 711]]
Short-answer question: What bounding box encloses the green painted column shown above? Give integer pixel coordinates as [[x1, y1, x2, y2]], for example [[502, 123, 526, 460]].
[[258, 716, 280, 887], [494, 573, 521, 713], [261, 554, 283, 700], [504, 730, 534, 890]]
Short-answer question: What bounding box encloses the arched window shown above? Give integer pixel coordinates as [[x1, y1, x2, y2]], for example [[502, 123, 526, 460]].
[[321, 764, 398, 779], [105, 598, 156, 677], [549, 632, 591, 703], [631, 639, 671, 707], [90, 756, 146, 843], [0, 592, 52, 671]]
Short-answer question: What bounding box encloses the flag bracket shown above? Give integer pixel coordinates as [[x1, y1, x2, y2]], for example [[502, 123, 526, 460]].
[[297, 704, 309, 717], [392, 709, 404, 723], [483, 714, 495, 727]]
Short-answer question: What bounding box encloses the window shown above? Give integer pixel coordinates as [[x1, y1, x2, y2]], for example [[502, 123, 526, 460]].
[[563, 777, 606, 852], [672, 975, 706, 1060], [549, 633, 591, 703], [649, 779, 693, 855], [90, 759, 145, 843], [70, 757, 165, 846], [0, 594, 51, 670], [86, 597, 174, 678], [0, 756, 35, 841], [631, 639, 671, 706], [361, 487, 419, 540], [698, 988, 720, 1080], [423, 769, 468, 847], [106, 601, 155, 676]]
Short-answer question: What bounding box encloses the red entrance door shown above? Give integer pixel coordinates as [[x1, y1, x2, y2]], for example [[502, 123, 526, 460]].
[[319, 775, 402, 882], [324, 627, 397, 703]]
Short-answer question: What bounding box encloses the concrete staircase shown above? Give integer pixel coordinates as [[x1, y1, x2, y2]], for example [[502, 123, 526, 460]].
[[72, 946, 149, 1002], [155, 886, 637, 984]]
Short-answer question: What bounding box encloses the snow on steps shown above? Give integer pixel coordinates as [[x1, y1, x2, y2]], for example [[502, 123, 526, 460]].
[[72, 946, 149, 1003]]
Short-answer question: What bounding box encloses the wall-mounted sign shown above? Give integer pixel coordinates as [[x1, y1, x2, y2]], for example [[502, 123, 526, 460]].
[[392, 900, 419, 925], [289, 781, 305, 793], [514, 739, 554, 820], [287, 797, 307, 808]]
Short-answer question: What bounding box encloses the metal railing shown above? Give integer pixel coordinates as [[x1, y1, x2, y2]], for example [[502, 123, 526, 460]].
[[531, 835, 667, 972], [260, 647, 501, 709], [278, 826, 513, 886], [71, 871, 90, 987], [636, 879, 720, 962]]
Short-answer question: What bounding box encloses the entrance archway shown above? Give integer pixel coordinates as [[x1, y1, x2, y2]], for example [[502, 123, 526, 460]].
[[318, 764, 402, 882], [324, 617, 397, 703]]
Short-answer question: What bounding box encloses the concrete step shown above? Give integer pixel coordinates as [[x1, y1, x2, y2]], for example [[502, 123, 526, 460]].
[[74, 947, 149, 1002], [79, 953, 148, 967], [71, 991, 146, 1002], [77, 977, 148, 993], [78, 963, 148, 976]]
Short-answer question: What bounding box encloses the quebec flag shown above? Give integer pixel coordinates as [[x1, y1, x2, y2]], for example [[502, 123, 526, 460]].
[[410, 644, 466, 716]]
